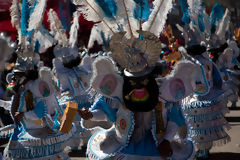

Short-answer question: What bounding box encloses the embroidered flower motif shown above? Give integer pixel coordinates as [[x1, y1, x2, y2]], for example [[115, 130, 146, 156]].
[[120, 119, 127, 130]]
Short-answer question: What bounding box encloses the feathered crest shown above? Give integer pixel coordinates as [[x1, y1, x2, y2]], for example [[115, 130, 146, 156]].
[[72, 0, 173, 76], [47, 9, 68, 47], [28, 0, 48, 31], [109, 30, 162, 73], [69, 11, 80, 48]]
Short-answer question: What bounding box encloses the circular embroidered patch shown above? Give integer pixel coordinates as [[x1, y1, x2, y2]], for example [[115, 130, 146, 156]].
[[39, 81, 50, 97], [99, 74, 117, 96], [169, 78, 185, 100]]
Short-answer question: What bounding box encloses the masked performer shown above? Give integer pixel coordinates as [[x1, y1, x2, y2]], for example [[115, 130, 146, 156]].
[[3, 48, 76, 160]]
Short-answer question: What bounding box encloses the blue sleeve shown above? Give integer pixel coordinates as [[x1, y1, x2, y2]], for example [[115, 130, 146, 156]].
[[33, 101, 47, 118], [167, 105, 185, 127], [91, 96, 117, 122]]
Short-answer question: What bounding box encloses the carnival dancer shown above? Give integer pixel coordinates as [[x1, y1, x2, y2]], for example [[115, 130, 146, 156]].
[[180, 44, 231, 159], [3, 48, 76, 160]]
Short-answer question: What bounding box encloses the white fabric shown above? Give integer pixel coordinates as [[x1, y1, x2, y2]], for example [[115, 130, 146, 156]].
[[24, 111, 39, 121], [91, 109, 108, 121]]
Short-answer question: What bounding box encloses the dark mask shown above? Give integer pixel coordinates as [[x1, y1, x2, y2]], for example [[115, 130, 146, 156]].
[[123, 74, 159, 112]]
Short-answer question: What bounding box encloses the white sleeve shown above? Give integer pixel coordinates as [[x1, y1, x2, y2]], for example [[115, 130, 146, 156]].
[[24, 111, 40, 121], [163, 120, 179, 142], [91, 109, 108, 121]]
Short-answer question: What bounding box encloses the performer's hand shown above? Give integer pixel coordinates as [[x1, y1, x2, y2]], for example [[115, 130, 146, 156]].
[[14, 112, 24, 121], [158, 139, 173, 159], [78, 108, 93, 120]]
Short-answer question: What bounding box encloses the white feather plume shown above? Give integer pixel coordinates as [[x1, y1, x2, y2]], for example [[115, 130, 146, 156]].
[[115, 0, 138, 38], [69, 11, 80, 48], [10, 0, 22, 44], [33, 26, 56, 53], [74, 0, 116, 34], [28, 0, 48, 31], [142, 0, 173, 37], [88, 22, 113, 49], [10, 0, 20, 29], [216, 8, 231, 41], [47, 9, 68, 47], [187, 0, 202, 26], [202, 10, 211, 36]]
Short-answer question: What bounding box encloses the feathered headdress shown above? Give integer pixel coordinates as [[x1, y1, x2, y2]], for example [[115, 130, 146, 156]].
[[73, 0, 173, 77]]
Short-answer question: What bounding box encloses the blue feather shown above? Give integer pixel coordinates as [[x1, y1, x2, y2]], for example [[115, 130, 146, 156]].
[[34, 40, 40, 53], [94, 0, 117, 19], [210, 3, 225, 34], [133, 0, 150, 21], [21, 0, 37, 37], [178, 0, 191, 25], [198, 4, 205, 32]]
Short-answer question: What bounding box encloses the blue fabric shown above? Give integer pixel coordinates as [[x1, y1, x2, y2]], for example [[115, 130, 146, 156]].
[[91, 96, 117, 122], [210, 3, 225, 34], [212, 64, 223, 89], [100, 31, 110, 47], [34, 40, 40, 53], [133, 0, 150, 21], [121, 130, 160, 156], [94, 0, 117, 18], [78, 101, 92, 109], [52, 110, 60, 130], [178, 0, 191, 25], [232, 58, 239, 64], [33, 101, 46, 118], [167, 105, 185, 127], [10, 126, 22, 141]]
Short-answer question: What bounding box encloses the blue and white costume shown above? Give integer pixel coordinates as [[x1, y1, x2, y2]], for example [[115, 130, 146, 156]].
[[53, 47, 94, 150], [4, 67, 77, 160]]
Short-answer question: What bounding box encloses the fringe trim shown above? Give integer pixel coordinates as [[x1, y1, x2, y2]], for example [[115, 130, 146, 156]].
[[151, 110, 159, 146], [0, 124, 14, 138], [184, 107, 229, 123], [87, 110, 135, 160], [183, 103, 227, 115], [194, 135, 231, 150], [188, 117, 229, 129], [16, 124, 77, 147], [189, 123, 231, 136], [182, 100, 218, 110], [4, 148, 70, 160], [5, 126, 77, 159]]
